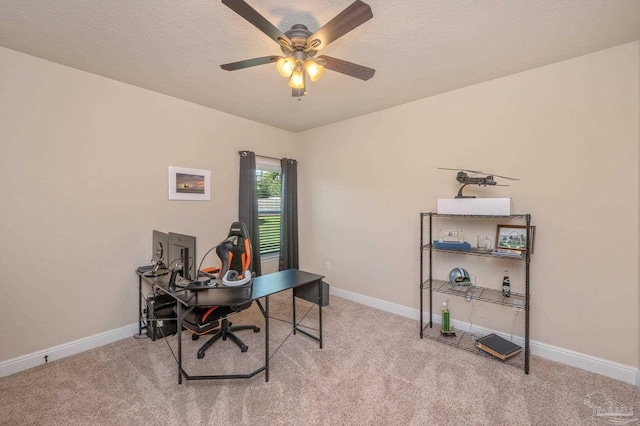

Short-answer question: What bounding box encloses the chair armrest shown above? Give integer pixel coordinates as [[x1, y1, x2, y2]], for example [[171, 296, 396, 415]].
[[200, 267, 220, 276]]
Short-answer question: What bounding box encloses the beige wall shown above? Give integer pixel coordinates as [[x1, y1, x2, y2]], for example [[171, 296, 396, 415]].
[[0, 47, 297, 361], [2, 42, 639, 370], [298, 42, 639, 366]]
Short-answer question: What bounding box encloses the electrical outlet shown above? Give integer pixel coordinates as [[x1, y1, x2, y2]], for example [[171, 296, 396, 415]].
[[513, 299, 524, 311]]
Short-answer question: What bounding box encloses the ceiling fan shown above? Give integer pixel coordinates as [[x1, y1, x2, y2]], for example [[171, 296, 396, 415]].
[[220, 0, 375, 98]]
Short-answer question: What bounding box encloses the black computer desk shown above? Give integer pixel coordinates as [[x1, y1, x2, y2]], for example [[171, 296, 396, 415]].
[[140, 269, 325, 383]]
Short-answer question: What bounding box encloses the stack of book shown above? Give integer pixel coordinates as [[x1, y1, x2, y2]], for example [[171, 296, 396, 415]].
[[491, 249, 523, 258], [475, 333, 522, 360]]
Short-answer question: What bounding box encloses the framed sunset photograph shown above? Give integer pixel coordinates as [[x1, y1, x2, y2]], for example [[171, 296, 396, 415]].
[[168, 166, 210, 201]]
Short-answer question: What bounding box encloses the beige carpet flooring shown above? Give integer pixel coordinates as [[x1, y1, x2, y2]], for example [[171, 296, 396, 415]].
[[1, 293, 639, 425]]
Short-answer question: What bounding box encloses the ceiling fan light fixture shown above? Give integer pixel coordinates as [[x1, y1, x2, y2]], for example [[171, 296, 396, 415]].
[[276, 56, 296, 77], [304, 59, 324, 82], [288, 68, 305, 89]]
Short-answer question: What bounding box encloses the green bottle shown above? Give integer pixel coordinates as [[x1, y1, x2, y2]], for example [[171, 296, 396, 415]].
[[441, 301, 450, 333]]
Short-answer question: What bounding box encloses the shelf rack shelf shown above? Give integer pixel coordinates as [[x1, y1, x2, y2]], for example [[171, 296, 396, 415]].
[[425, 279, 526, 307], [421, 321, 526, 369], [419, 212, 531, 373], [423, 244, 527, 260]]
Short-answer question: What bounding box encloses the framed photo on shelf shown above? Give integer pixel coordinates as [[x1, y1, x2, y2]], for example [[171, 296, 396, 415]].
[[168, 166, 211, 201], [496, 225, 535, 253]]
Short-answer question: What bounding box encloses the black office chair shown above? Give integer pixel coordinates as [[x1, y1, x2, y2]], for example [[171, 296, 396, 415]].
[[180, 222, 260, 359]]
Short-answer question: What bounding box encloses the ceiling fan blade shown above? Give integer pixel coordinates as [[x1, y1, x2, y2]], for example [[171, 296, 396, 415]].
[[222, 0, 292, 48], [317, 55, 375, 81], [307, 0, 373, 50], [220, 55, 280, 71]]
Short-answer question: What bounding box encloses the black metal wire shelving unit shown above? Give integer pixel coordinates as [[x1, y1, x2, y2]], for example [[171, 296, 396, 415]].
[[419, 213, 531, 374]]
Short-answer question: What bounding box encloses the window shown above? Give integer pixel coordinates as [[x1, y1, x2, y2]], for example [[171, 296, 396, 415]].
[[256, 158, 281, 255]]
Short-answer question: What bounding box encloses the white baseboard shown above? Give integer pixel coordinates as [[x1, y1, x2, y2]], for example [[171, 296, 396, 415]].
[[3, 288, 639, 386], [0, 323, 139, 378], [330, 286, 639, 385]]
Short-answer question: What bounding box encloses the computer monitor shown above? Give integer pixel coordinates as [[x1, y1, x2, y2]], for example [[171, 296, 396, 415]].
[[168, 232, 196, 280], [152, 230, 169, 266]]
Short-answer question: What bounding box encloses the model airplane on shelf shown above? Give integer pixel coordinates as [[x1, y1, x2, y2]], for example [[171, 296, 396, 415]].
[[439, 168, 520, 198]]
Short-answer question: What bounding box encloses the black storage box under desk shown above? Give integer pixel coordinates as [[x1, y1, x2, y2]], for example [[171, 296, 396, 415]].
[[147, 293, 177, 341]]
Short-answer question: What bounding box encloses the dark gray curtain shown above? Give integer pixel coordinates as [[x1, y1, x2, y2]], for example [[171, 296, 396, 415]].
[[279, 158, 298, 270], [238, 151, 261, 276]]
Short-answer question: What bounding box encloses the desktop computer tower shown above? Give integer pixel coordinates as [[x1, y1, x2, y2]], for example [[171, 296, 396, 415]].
[[146, 293, 177, 341]]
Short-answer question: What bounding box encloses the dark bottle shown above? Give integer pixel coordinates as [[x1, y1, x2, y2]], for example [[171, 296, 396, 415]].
[[502, 270, 510, 297]]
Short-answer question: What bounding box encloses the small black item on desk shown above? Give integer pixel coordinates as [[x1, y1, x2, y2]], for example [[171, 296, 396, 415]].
[[198, 269, 218, 279], [168, 268, 180, 292], [186, 277, 216, 291]]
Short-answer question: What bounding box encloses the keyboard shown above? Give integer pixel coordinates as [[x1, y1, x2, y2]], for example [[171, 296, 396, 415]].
[[144, 270, 169, 277], [136, 265, 154, 274], [137, 264, 169, 276]]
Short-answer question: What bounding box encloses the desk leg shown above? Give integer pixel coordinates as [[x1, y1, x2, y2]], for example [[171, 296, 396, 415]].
[[292, 292, 296, 335], [177, 302, 182, 385], [319, 280, 323, 349], [291, 279, 324, 348], [138, 275, 143, 336], [265, 295, 269, 382]]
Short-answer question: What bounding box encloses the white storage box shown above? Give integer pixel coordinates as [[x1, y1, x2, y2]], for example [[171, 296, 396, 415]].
[[437, 198, 511, 216]]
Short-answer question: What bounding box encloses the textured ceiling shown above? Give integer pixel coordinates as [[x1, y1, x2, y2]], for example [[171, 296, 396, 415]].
[[0, 1, 639, 132]]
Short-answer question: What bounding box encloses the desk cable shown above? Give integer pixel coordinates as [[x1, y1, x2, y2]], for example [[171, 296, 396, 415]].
[[267, 295, 320, 361], [134, 291, 159, 340]]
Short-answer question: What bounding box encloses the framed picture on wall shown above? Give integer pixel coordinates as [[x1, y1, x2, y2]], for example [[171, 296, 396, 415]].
[[168, 166, 211, 201], [496, 225, 536, 253]]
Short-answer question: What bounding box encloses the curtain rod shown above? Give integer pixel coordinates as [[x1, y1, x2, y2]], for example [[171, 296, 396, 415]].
[[256, 154, 281, 161], [239, 151, 297, 163]]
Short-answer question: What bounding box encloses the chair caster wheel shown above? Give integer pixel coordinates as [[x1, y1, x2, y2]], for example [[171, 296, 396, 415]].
[[254, 327, 260, 333], [192, 335, 200, 341], [241, 346, 248, 353], [197, 352, 205, 359]]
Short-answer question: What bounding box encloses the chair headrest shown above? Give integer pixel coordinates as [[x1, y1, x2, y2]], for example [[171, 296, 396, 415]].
[[227, 222, 249, 239], [216, 221, 252, 275]]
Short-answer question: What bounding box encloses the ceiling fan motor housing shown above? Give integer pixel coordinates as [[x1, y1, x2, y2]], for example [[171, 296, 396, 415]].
[[280, 24, 319, 60]]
